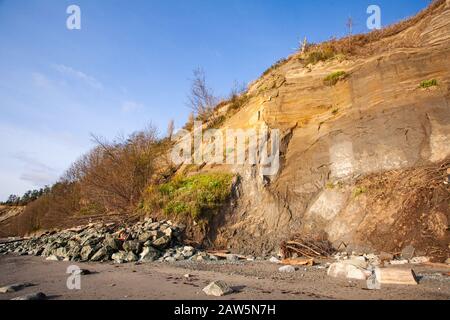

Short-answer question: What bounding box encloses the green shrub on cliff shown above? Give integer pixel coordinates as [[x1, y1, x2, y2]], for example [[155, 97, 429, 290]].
[[143, 173, 234, 221]]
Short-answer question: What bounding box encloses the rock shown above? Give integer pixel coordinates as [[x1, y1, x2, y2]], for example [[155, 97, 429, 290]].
[[0, 282, 33, 293], [138, 231, 153, 242], [269, 257, 281, 264], [410, 256, 430, 264], [103, 234, 120, 250], [162, 227, 172, 237], [173, 253, 185, 261], [11, 292, 47, 300], [446, 258, 450, 265], [279, 265, 296, 273], [54, 247, 68, 259], [67, 245, 82, 261], [327, 262, 370, 280], [80, 245, 94, 261], [152, 236, 171, 249], [182, 246, 195, 258], [45, 255, 60, 261], [90, 247, 110, 262], [390, 259, 409, 265], [123, 240, 141, 254], [126, 251, 138, 262], [401, 245, 415, 260], [164, 257, 176, 263], [202, 281, 234, 297], [139, 246, 160, 262], [112, 251, 128, 264], [226, 254, 239, 261], [146, 222, 160, 230]]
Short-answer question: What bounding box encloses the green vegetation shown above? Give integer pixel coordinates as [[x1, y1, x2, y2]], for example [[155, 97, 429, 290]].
[[324, 71, 348, 86], [331, 108, 340, 115], [353, 186, 367, 198], [325, 182, 335, 190], [419, 79, 438, 89], [143, 173, 234, 221], [1, 187, 50, 206], [304, 46, 337, 65]]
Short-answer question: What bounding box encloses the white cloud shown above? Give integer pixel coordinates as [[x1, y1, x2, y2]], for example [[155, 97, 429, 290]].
[[53, 64, 103, 89], [121, 100, 144, 113]]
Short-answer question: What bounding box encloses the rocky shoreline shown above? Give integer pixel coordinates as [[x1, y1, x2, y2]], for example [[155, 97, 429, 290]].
[[0, 218, 220, 264]]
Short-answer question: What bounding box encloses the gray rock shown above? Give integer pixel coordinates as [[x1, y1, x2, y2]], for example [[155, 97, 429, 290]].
[[90, 247, 110, 262], [202, 281, 234, 297], [164, 257, 176, 263], [45, 255, 60, 261], [401, 245, 415, 260], [11, 292, 47, 300], [269, 256, 281, 264], [103, 234, 120, 251], [112, 251, 128, 264], [139, 246, 160, 262], [123, 240, 141, 254], [0, 282, 33, 294], [80, 245, 94, 261], [152, 236, 171, 249], [54, 247, 68, 259], [279, 265, 296, 273], [126, 251, 138, 262]]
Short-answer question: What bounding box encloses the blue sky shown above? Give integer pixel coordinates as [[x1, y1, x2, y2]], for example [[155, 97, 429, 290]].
[[0, 0, 431, 200]]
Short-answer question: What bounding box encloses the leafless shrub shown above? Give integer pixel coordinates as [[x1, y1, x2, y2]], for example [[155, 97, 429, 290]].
[[187, 68, 218, 121]]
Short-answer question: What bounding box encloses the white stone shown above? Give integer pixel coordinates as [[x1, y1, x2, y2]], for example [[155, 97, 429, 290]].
[[269, 256, 281, 264], [327, 262, 370, 280], [410, 256, 430, 264], [279, 265, 296, 273], [202, 281, 234, 297]]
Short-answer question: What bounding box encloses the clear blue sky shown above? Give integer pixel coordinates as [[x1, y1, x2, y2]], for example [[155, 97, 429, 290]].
[[0, 0, 431, 200]]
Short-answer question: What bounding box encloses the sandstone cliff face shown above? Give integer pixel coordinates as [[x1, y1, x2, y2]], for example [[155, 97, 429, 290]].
[[209, 0, 450, 257]]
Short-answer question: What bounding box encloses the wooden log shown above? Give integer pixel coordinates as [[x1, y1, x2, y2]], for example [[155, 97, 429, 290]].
[[281, 258, 314, 266], [375, 268, 418, 285]]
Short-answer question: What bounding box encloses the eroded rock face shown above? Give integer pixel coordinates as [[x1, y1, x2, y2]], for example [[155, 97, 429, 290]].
[[205, 1, 450, 257]]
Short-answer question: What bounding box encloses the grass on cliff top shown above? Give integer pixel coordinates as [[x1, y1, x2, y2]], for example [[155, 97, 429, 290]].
[[324, 71, 348, 86], [419, 79, 438, 89], [142, 173, 234, 221]]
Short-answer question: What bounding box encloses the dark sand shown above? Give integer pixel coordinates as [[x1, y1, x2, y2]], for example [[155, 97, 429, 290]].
[[0, 255, 449, 300]]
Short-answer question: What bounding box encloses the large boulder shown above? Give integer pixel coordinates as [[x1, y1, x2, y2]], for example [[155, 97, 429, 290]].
[[103, 234, 120, 251], [80, 245, 95, 262], [202, 281, 234, 297], [90, 247, 111, 262], [112, 251, 128, 264], [152, 236, 171, 249], [123, 240, 141, 254], [139, 246, 160, 263]]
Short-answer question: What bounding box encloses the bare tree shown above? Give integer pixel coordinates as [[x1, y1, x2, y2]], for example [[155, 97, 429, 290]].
[[187, 68, 218, 121], [346, 16, 354, 36], [167, 119, 175, 139]]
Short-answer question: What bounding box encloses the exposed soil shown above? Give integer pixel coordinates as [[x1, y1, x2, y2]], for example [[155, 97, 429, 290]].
[[1, 255, 449, 300]]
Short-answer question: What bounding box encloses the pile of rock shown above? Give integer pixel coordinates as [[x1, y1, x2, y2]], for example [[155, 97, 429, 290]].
[[0, 218, 217, 264]]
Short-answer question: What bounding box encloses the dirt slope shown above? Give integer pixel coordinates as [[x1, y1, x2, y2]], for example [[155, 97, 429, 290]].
[[203, 0, 450, 259]]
